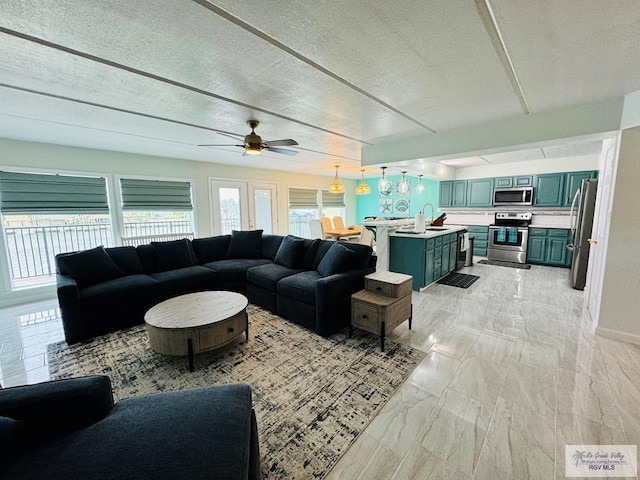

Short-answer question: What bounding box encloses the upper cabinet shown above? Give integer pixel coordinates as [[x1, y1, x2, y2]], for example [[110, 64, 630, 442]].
[[533, 173, 565, 207], [438, 170, 597, 209], [466, 178, 494, 207]]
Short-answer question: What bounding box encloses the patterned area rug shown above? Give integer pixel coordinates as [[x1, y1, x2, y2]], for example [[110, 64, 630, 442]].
[[48, 304, 424, 479]]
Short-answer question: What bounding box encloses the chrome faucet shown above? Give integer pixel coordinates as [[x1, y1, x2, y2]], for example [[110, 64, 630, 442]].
[[421, 203, 434, 223]]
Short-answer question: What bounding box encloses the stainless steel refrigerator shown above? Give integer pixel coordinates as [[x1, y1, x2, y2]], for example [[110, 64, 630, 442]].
[[568, 178, 598, 290]]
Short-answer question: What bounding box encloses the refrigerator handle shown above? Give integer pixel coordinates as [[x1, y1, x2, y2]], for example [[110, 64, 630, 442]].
[[569, 188, 580, 234]]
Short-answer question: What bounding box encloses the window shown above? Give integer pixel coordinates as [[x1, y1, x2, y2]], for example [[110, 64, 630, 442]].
[[120, 178, 194, 241], [0, 171, 112, 289], [288, 188, 346, 238]]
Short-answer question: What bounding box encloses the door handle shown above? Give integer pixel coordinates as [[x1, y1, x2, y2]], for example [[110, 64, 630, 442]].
[[587, 238, 598, 245]]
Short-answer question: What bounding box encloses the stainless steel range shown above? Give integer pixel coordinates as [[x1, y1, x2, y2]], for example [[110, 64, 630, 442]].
[[487, 212, 532, 264]]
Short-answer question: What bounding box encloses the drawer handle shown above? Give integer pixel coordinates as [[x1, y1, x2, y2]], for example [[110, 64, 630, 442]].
[[361, 314, 367, 319], [375, 286, 381, 290], [228, 327, 235, 333]]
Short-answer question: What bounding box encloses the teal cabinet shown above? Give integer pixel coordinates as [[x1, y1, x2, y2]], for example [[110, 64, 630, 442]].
[[389, 236, 426, 290], [564, 171, 597, 206], [452, 181, 467, 207], [466, 226, 489, 257], [467, 178, 494, 207], [439, 181, 453, 207], [526, 228, 572, 267], [496, 175, 532, 188], [442, 242, 450, 273], [533, 174, 565, 207]]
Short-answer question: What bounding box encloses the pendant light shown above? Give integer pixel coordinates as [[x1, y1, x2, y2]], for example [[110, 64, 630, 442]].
[[328, 165, 345, 194], [355, 169, 371, 195], [377, 166, 391, 195], [416, 174, 425, 195], [397, 171, 410, 195]]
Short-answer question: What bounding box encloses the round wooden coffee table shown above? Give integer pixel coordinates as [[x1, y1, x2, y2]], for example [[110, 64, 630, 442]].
[[144, 291, 248, 372]]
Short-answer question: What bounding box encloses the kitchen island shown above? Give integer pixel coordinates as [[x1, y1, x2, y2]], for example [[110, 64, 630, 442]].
[[362, 218, 414, 271], [389, 226, 467, 290]]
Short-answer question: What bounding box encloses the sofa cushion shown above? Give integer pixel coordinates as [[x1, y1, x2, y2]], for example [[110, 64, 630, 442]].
[[206, 259, 272, 283], [191, 235, 231, 264], [105, 246, 144, 274], [260, 234, 284, 260], [273, 236, 306, 269], [0, 416, 26, 457], [316, 242, 356, 277], [56, 246, 125, 288], [277, 270, 322, 305], [151, 239, 196, 272], [226, 230, 263, 259], [246, 263, 303, 291], [301, 238, 321, 270], [150, 266, 218, 298], [341, 243, 373, 269], [80, 274, 159, 300], [136, 244, 157, 273]]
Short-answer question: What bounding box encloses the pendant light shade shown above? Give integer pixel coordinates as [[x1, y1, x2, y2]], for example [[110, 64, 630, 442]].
[[378, 166, 391, 195], [416, 174, 425, 195], [328, 165, 345, 194], [355, 169, 371, 195], [397, 171, 410, 195]]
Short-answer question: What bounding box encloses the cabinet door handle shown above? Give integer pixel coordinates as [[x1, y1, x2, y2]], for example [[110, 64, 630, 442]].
[[361, 314, 367, 319], [375, 286, 381, 291], [228, 327, 235, 333]]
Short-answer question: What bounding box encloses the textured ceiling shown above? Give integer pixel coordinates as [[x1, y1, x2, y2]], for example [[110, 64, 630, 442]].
[[0, 0, 638, 178]]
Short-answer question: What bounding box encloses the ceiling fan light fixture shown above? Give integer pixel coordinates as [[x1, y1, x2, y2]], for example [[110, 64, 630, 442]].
[[244, 144, 262, 155], [397, 171, 410, 195], [355, 169, 371, 195], [328, 165, 345, 194], [416, 174, 425, 195], [378, 166, 391, 194]]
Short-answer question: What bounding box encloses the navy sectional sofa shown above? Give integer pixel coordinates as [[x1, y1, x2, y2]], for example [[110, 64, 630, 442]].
[[0, 376, 260, 480], [55, 231, 376, 344]]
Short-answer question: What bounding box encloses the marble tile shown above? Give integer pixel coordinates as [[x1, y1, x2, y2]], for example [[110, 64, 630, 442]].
[[482, 398, 555, 480], [390, 445, 470, 480], [500, 363, 556, 418], [429, 328, 478, 360], [556, 367, 622, 430], [356, 442, 402, 480], [407, 351, 461, 397], [483, 313, 526, 340], [468, 332, 516, 366], [473, 455, 518, 480], [366, 382, 439, 455], [557, 339, 609, 382], [511, 338, 558, 371], [448, 355, 507, 407], [325, 433, 382, 480], [420, 389, 492, 475]]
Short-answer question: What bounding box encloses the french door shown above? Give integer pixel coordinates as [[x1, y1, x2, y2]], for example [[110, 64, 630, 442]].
[[209, 179, 278, 235]]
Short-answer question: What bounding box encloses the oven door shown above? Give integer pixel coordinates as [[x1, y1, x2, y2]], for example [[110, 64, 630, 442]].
[[488, 226, 529, 251]]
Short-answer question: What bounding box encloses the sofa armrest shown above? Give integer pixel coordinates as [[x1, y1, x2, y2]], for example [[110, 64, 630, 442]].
[[56, 273, 84, 344], [0, 375, 114, 443], [315, 267, 375, 336]]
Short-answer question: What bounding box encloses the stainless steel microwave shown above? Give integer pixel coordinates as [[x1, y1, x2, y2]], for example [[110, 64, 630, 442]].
[[493, 187, 534, 206]]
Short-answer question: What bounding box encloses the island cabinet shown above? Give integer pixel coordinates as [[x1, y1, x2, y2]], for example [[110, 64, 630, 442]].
[[389, 233, 458, 290], [526, 228, 573, 267]]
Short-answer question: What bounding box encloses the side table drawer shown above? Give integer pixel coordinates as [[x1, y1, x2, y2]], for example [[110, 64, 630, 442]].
[[365, 278, 394, 297], [352, 301, 380, 333]]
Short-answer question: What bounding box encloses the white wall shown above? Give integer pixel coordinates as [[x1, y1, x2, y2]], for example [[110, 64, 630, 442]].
[[0, 138, 356, 306], [597, 126, 640, 340], [453, 155, 600, 180]]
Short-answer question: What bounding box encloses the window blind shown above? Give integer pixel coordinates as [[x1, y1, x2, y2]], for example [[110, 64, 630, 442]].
[[120, 179, 193, 211], [322, 190, 345, 207], [0, 171, 109, 214], [289, 188, 318, 208]]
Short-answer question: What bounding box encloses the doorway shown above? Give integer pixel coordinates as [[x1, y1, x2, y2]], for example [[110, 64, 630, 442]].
[[209, 179, 278, 235]]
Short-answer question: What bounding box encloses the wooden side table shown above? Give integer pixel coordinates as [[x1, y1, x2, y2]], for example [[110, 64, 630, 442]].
[[350, 271, 413, 351]]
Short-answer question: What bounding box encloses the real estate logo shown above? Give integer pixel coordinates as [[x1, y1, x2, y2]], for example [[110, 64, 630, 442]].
[[566, 445, 637, 477]]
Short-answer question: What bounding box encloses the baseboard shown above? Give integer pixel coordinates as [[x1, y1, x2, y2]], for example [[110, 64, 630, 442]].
[[595, 326, 640, 345]]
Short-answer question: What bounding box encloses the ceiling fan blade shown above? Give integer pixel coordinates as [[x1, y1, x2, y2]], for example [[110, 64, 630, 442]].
[[264, 139, 299, 147], [215, 131, 244, 141], [264, 146, 299, 156], [197, 144, 244, 147]]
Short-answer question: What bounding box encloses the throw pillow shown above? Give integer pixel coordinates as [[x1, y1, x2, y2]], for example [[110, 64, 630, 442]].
[[316, 242, 356, 277], [56, 246, 125, 288], [151, 239, 196, 272], [105, 246, 144, 274], [226, 230, 263, 259], [274, 236, 306, 269], [191, 235, 231, 264]]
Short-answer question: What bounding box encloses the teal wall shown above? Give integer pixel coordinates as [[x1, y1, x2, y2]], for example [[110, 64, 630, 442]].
[[355, 175, 441, 223]]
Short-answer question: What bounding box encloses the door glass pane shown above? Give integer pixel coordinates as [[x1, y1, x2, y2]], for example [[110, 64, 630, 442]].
[[253, 189, 273, 234], [219, 188, 241, 234]]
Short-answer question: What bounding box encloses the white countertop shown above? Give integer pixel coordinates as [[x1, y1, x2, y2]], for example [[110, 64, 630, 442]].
[[363, 219, 414, 226], [390, 225, 467, 239]]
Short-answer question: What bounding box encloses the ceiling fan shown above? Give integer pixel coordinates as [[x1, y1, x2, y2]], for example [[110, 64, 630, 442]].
[[198, 120, 299, 156]]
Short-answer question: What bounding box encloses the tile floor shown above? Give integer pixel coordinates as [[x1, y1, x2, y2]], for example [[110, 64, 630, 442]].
[[1, 262, 639, 479]]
